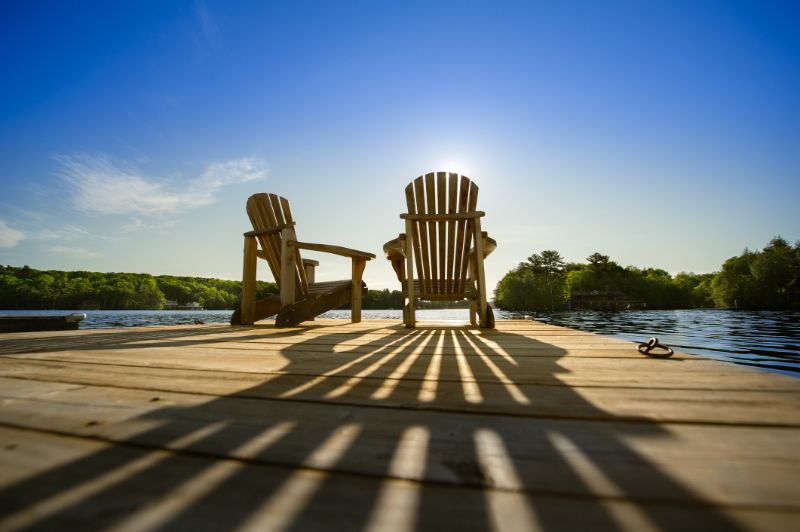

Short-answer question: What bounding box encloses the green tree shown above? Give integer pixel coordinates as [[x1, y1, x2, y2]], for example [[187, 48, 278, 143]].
[[133, 276, 166, 309], [707, 237, 800, 309], [534, 250, 566, 310], [496, 250, 567, 311], [712, 252, 754, 308], [750, 237, 795, 307]]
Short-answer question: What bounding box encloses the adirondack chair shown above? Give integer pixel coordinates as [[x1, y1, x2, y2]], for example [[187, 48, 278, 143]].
[[383, 172, 497, 328], [232, 193, 375, 327]]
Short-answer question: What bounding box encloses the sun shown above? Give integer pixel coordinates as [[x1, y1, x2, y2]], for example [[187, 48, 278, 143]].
[[438, 160, 471, 176]]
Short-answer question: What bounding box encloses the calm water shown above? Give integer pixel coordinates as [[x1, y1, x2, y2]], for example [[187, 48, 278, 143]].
[[534, 309, 800, 378], [2, 308, 798, 377]]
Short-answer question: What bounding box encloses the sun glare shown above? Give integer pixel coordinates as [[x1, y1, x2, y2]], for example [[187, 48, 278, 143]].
[[438, 160, 471, 176]]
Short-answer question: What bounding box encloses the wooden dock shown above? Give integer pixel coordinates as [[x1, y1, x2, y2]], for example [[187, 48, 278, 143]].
[[1, 320, 798, 531]]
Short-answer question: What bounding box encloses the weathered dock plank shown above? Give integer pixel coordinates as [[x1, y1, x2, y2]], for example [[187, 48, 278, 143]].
[[1, 380, 799, 509], [3, 349, 795, 390], [2, 359, 798, 425], [1, 320, 799, 531], [3, 426, 793, 532]]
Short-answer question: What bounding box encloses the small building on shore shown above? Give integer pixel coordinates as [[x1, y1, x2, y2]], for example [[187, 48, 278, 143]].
[[164, 300, 204, 310], [569, 290, 645, 310]]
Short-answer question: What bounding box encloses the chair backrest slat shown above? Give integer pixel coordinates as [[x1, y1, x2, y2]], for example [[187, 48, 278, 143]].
[[405, 172, 480, 298], [436, 172, 447, 291], [425, 173, 437, 294], [446, 172, 458, 293], [277, 196, 309, 295], [458, 180, 479, 294], [248, 194, 281, 283], [246, 193, 309, 298], [452, 176, 469, 294], [413, 176, 431, 293]]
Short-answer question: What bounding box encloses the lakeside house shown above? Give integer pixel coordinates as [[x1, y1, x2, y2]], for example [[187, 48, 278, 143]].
[[164, 300, 204, 310], [569, 290, 645, 310]]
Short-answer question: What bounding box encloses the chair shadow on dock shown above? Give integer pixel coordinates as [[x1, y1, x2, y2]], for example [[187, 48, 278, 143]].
[[0, 323, 747, 531]]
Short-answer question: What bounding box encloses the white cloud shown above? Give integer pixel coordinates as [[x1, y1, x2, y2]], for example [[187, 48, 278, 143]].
[[0, 206, 45, 222], [22, 223, 120, 244], [120, 217, 144, 233], [31, 225, 92, 241], [54, 153, 267, 216], [47, 245, 101, 258], [197, 159, 267, 189], [120, 217, 177, 233], [0, 220, 25, 248]]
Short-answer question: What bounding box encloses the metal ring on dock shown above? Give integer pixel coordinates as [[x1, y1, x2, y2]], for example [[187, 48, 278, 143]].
[[637, 337, 674, 358]]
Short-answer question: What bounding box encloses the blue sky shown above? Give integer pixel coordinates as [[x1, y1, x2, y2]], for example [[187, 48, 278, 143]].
[[1, 0, 798, 292]]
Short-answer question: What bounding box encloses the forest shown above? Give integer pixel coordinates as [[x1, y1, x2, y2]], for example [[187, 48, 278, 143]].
[[0, 266, 278, 310], [0, 265, 405, 311], [494, 237, 800, 311]]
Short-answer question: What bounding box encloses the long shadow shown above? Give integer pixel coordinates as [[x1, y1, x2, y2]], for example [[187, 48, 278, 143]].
[[0, 324, 319, 356], [0, 323, 746, 530]]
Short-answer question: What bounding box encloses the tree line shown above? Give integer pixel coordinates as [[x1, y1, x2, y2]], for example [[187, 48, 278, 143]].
[[0, 266, 411, 311], [4, 236, 797, 311], [0, 266, 278, 310], [494, 237, 800, 311]]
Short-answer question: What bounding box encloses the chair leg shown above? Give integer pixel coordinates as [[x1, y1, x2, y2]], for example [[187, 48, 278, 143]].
[[351, 259, 366, 323], [241, 236, 258, 325], [468, 258, 478, 326], [280, 228, 297, 307], [404, 299, 416, 328], [477, 298, 489, 327], [472, 218, 489, 328], [481, 303, 495, 329], [404, 219, 416, 328]]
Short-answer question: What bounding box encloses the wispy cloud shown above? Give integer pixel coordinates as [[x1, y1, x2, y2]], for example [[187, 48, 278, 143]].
[[54, 153, 267, 216], [120, 217, 177, 233], [0, 208, 115, 246], [0, 206, 45, 222], [47, 245, 102, 258], [191, 0, 222, 56], [120, 217, 145, 233], [0, 220, 25, 248], [195, 0, 220, 42], [31, 225, 92, 241]]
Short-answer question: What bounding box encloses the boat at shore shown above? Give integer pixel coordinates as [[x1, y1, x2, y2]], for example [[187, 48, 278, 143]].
[[0, 313, 86, 333]]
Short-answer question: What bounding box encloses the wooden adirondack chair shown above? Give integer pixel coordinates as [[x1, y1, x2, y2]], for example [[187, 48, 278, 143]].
[[232, 193, 375, 327], [383, 172, 497, 328]]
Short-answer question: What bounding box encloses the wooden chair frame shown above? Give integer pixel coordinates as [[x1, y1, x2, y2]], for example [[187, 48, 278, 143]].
[[384, 172, 496, 328], [234, 193, 375, 327]]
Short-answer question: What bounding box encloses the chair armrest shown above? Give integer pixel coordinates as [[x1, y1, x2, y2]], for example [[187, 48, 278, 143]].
[[383, 234, 406, 260], [258, 251, 322, 264], [302, 258, 319, 284], [287, 240, 375, 260], [470, 233, 497, 259]]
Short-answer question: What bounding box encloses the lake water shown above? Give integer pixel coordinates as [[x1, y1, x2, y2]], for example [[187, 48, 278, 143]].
[[2, 308, 798, 377], [533, 309, 800, 378]]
